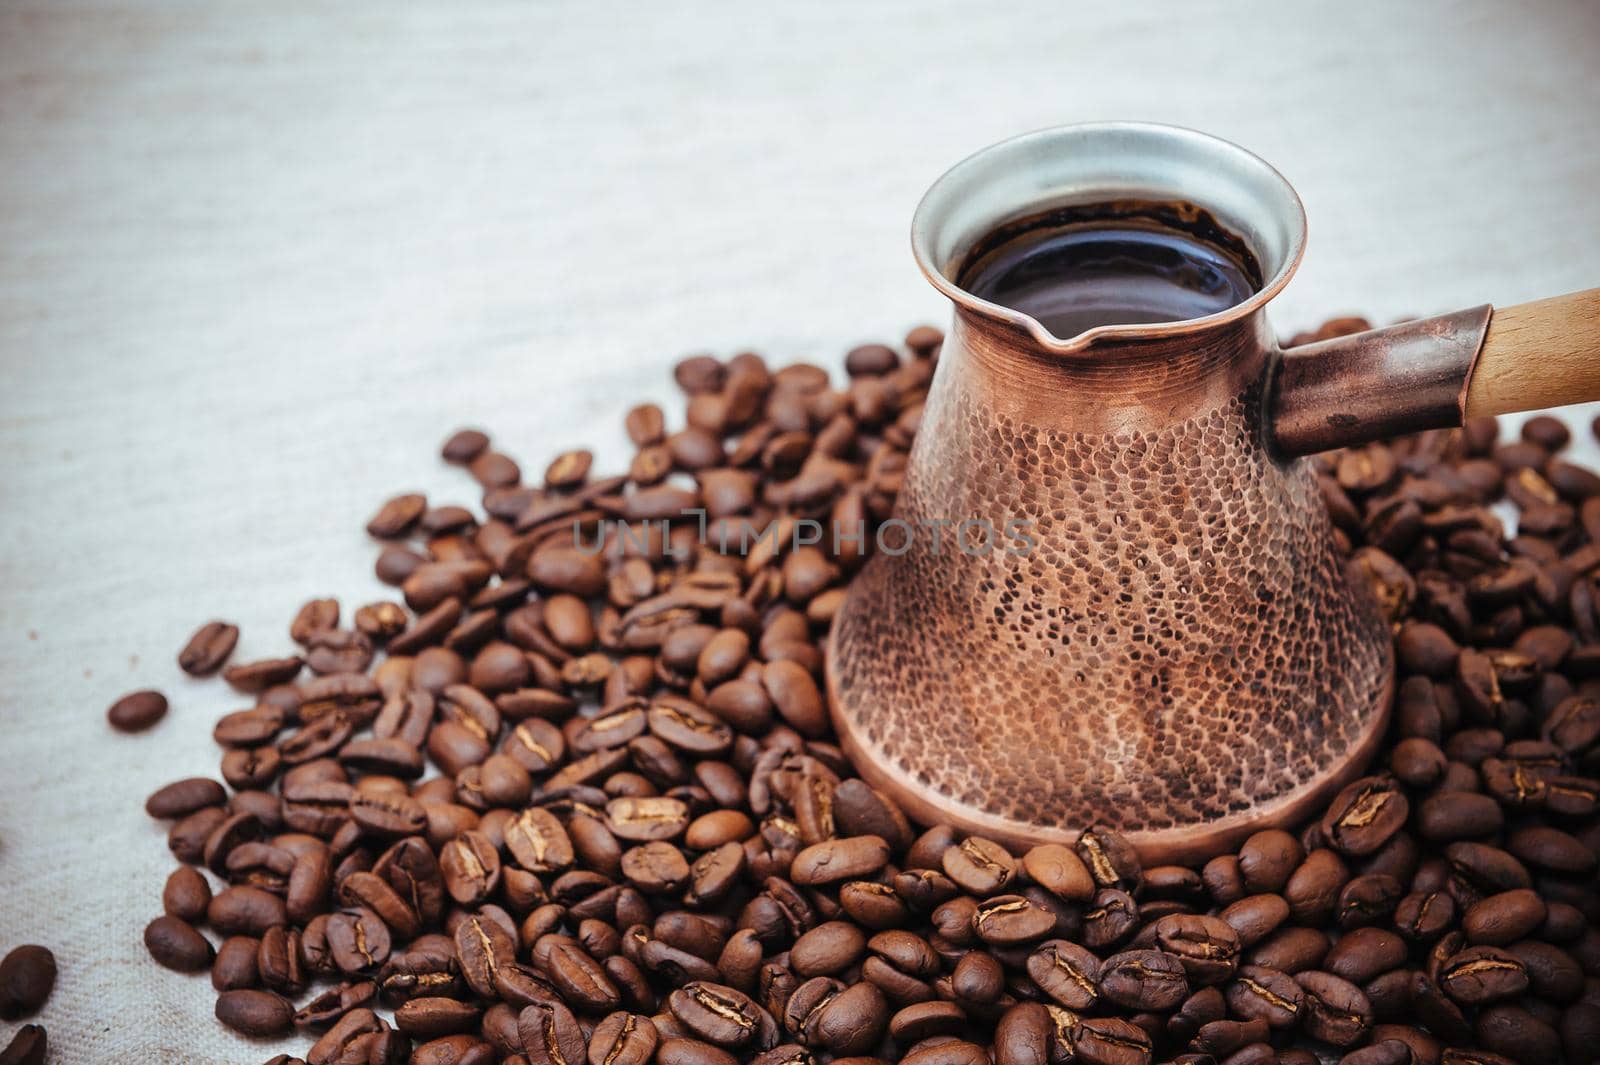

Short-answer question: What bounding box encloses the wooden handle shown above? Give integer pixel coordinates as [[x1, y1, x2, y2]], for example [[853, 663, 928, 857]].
[[1465, 288, 1600, 417]]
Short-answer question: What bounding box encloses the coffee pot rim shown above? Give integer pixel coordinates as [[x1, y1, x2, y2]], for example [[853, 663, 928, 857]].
[[911, 121, 1309, 354]]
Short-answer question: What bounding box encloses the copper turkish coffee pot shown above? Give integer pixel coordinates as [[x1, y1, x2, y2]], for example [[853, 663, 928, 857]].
[[827, 122, 1600, 864]]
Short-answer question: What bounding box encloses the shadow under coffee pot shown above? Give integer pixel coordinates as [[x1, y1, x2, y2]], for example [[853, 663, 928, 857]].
[[827, 122, 1600, 864]]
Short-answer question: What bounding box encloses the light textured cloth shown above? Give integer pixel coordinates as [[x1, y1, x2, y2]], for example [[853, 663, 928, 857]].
[[3, 1, 1600, 1061]]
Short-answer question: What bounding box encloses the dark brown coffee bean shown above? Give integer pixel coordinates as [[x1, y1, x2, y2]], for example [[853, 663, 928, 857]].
[[145, 915, 214, 972], [145, 776, 227, 819], [1076, 825, 1141, 892], [658, 1037, 740, 1065], [1073, 1015, 1152, 1065], [1099, 948, 1188, 1010], [324, 907, 391, 973], [1152, 913, 1240, 984], [257, 925, 306, 993], [972, 893, 1057, 946], [215, 987, 294, 1037], [306, 1007, 384, 1063], [902, 1041, 990, 1065], [1418, 790, 1504, 841], [942, 836, 1016, 895], [1083, 888, 1140, 950], [0, 947, 55, 1021], [390, 996, 480, 1039], [346, 789, 425, 839], [512, 1000, 584, 1065], [1463, 888, 1548, 946], [210, 934, 259, 991], [1508, 824, 1598, 876], [441, 427, 489, 463], [1321, 777, 1409, 856], [1238, 829, 1302, 894], [1219, 893, 1289, 947], [1438, 945, 1529, 1005], [213, 704, 285, 747], [1223, 964, 1302, 1028], [107, 688, 168, 732], [1296, 970, 1372, 1046], [606, 796, 691, 842], [791, 836, 889, 885], [179, 620, 239, 675], [547, 942, 619, 1012], [223, 656, 304, 694], [366, 493, 426, 538], [1336, 874, 1404, 929], [414, 1035, 495, 1065], [1324, 926, 1407, 984], [671, 981, 763, 1046], [0, 1025, 45, 1065], [588, 1011, 660, 1065], [1025, 938, 1100, 1010]]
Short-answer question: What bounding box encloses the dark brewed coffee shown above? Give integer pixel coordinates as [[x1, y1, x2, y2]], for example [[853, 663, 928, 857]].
[[956, 201, 1261, 339]]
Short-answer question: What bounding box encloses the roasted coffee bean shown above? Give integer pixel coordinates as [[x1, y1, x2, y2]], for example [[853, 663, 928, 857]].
[[506, 807, 575, 873], [1076, 825, 1141, 892], [454, 913, 515, 998], [902, 1040, 990, 1065], [413, 1035, 495, 1065], [211, 934, 260, 991], [108, 688, 168, 732], [1073, 1015, 1151, 1065], [790, 922, 866, 978], [1223, 964, 1301, 1028], [1021, 843, 1095, 902], [970, 893, 1055, 946], [1083, 888, 1139, 950], [1152, 913, 1240, 984], [145, 776, 228, 819], [1099, 949, 1188, 1011], [659, 1037, 741, 1065], [145, 915, 214, 972], [1323, 926, 1407, 984], [324, 907, 391, 973], [0, 946, 55, 1020], [791, 836, 889, 885], [1219, 893, 1289, 947], [0, 1025, 45, 1065], [179, 620, 239, 675], [606, 796, 691, 842], [1336, 874, 1404, 929], [1321, 777, 1409, 856], [1418, 790, 1504, 841], [586, 1011, 660, 1065], [1438, 945, 1529, 1005], [671, 981, 762, 1046], [208, 884, 288, 936], [1024, 938, 1100, 1011], [547, 943, 619, 1013], [943, 836, 1016, 895], [215, 988, 295, 1037], [1296, 970, 1372, 1046], [1462, 888, 1547, 946], [223, 656, 304, 694], [439, 830, 502, 905], [258, 925, 307, 993]]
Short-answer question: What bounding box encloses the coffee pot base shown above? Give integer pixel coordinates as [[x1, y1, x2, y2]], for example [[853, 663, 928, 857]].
[[826, 644, 1393, 865]]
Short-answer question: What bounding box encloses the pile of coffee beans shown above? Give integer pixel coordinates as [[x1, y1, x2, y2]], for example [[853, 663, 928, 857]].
[[117, 317, 1600, 1065]]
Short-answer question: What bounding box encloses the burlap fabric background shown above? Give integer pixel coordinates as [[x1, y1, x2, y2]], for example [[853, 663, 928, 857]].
[[3, 2, 1600, 1060]]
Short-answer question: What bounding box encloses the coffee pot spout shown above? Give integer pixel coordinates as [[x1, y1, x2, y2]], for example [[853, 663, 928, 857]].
[[1269, 288, 1600, 457]]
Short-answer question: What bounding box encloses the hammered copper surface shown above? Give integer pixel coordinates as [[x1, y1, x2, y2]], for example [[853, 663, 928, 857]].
[[828, 311, 1395, 863]]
